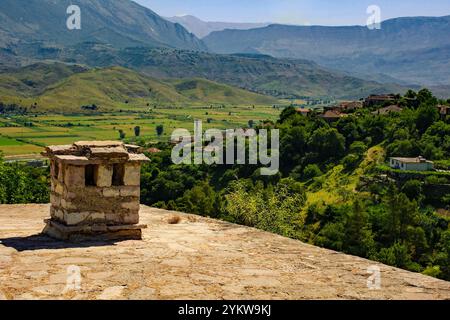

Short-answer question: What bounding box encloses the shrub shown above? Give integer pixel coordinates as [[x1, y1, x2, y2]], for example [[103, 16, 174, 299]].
[[342, 154, 360, 170], [303, 164, 322, 180], [402, 180, 423, 200]]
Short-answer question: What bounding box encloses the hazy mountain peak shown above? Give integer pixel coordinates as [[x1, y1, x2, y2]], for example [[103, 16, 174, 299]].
[[165, 15, 270, 38], [204, 15, 450, 86], [0, 0, 207, 51]]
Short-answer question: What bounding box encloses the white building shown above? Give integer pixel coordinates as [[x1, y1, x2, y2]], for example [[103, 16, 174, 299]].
[[389, 157, 434, 171]]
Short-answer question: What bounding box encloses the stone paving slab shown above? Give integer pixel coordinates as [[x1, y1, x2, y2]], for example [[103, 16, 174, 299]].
[[0, 204, 449, 300]]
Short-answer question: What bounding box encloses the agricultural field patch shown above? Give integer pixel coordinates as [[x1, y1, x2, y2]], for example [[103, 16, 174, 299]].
[[0, 106, 281, 156]]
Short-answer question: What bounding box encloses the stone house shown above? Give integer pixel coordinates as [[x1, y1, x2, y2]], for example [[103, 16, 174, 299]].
[[42, 141, 150, 241], [389, 156, 434, 171], [364, 94, 397, 108]]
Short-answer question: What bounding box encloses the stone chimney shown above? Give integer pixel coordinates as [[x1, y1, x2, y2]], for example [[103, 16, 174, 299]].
[[42, 141, 150, 241]]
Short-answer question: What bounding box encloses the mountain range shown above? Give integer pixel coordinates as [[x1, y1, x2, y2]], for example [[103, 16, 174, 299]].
[[2, 42, 404, 100], [203, 16, 450, 87], [166, 15, 270, 38], [1, 0, 448, 105]]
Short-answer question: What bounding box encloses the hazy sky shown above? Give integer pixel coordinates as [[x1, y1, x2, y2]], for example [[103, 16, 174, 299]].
[[134, 0, 450, 25]]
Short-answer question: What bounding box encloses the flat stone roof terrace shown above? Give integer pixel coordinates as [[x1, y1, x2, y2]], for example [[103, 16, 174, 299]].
[[0, 204, 449, 300]]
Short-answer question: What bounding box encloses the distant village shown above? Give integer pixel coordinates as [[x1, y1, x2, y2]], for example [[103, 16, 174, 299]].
[[295, 94, 450, 173], [295, 94, 450, 123]]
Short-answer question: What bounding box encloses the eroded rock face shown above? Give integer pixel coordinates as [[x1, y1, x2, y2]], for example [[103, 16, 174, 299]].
[[0, 204, 449, 300], [42, 141, 149, 241]]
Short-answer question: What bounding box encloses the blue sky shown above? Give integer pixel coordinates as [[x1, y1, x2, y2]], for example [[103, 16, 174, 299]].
[[135, 0, 450, 25]]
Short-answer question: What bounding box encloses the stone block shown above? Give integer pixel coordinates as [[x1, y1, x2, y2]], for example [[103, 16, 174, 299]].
[[66, 192, 78, 200], [123, 164, 141, 186], [119, 186, 140, 197], [103, 188, 120, 198], [64, 165, 85, 187], [57, 163, 64, 181], [51, 208, 65, 221], [50, 193, 61, 207], [122, 212, 139, 224], [64, 212, 91, 226], [61, 199, 76, 210], [121, 201, 140, 212], [54, 181, 64, 195], [95, 165, 113, 187], [90, 212, 106, 221], [105, 213, 123, 224], [83, 186, 103, 197]]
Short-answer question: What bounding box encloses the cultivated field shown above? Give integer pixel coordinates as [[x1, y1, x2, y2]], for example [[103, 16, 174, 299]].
[[0, 105, 281, 157]]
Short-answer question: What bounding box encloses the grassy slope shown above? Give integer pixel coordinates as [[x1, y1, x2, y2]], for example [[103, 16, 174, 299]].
[[0, 65, 278, 112], [305, 146, 386, 208]]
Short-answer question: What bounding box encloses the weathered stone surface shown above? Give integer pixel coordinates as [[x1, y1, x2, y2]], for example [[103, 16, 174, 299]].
[[121, 212, 139, 224], [63, 212, 107, 226], [45, 141, 148, 238], [74, 141, 124, 149], [54, 181, 64, 195], [50, 193, 61, 208], [128, 153, 150, 163], [95, 165, 113, 187], [64, 212, 91, 226], [0, 204, 449, 300], [103, 188, 120, 198], [44, 145, 77, 156], [119, 186, 140, 197], [89, 147, 129, 160], [50, 207, 64, 221], [55, 155, 91, 165], [121, 202, 140, 212], [64, 165, 85, 187], [42, 219, 145, 241], [123, 164, 140, 186], [61, 199, 77, 210]]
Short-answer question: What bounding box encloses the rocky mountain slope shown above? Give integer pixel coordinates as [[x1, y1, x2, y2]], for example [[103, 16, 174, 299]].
[[0, 0, 206, 51], [204, 16, 450, 86]]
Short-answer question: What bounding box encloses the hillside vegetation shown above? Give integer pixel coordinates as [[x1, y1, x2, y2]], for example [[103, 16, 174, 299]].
[[0, 63, 277, 111], [7, 45, 404, 100], [136, 88, 450, 281]]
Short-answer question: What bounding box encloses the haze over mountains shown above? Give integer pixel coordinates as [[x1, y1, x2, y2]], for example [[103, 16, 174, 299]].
[[204, 16, 450, 87], [166, 15, 270, 38], [0, 0, 448, 105]]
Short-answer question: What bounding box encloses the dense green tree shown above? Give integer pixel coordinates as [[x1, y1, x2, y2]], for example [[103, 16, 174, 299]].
[[156, 124, 164, 136], [417, 88, 437, 105], [134, 126, 141, 137], [176, 182, 219, 217], [401, 180, 423, 200], [302, 164, 322, 180], [383, 187, 418, 243], [308, 127, 345, 161], [416, 105, 439, 134]]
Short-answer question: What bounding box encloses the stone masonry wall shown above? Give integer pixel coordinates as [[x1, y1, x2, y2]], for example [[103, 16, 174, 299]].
[[50, 162, 142, 227]]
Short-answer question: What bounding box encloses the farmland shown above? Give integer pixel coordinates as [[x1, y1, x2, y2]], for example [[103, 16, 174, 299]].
[[0, 105, 281, 157]]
